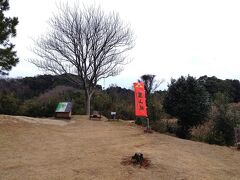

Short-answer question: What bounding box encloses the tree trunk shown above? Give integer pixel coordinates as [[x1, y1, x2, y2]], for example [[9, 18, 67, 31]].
[[85, 93, 91, 115]]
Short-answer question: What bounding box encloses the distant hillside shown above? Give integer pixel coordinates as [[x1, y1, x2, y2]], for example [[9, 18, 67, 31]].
[[0, 74, 85, 100]]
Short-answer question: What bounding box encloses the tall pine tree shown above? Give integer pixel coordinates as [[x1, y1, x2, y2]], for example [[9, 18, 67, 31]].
[[0, 0, 18, 75]]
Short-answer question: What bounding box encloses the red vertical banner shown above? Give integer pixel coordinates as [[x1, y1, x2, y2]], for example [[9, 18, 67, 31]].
[[133, 82, 148, 117]]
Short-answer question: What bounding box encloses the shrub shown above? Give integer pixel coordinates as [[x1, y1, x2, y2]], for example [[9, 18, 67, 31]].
[[19, 86, 75, 117], [92, 91, 112, 114], [135, 117, 147, 126], [150, 119, 178, 134], [147, 98, 161, 122], [0, 91, 20, 115], [206, 94, 239, 146], [211, 109, 235, 146], [151, 121, 167, 133], [67, 90, 85, 114], [116, 104, 134, 120], [191, 118, 214, 142], [20, 98, 58, 117]]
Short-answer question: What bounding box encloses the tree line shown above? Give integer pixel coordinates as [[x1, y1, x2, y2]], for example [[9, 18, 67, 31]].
[[1, 74, 240, 146]]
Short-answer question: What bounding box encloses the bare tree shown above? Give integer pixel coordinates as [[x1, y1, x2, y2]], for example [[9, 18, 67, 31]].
[[30, 4, 134, 115], [139, 74, 164, 96]]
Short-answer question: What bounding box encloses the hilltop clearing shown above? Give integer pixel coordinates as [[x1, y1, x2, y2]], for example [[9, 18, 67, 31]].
[[0, 115, 240, 180]]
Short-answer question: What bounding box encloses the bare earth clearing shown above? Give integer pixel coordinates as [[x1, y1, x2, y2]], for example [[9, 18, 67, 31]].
[[0, 115, 240, 180]]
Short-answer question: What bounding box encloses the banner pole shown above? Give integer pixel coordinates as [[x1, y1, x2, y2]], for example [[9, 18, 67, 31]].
[[147, 117, 150, 130]]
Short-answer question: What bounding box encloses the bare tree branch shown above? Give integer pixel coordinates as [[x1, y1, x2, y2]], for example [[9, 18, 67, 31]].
[[139, 74, 164, 95]]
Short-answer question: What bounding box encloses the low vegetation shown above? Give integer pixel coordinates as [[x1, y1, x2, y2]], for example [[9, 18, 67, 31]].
[[1, 74, 240, 146]]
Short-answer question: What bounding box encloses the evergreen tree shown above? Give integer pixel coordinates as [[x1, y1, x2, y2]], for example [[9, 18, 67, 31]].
[[163, 76, 211, 139], [0, 0, 18, 75]]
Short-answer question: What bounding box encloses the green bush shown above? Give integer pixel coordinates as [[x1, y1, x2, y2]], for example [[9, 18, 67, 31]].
[[116, 104, 134, 120], [18, 86, 75, 117], [70, 91, 85, 114], [151, 119, 178, 134], [135, 117, 147, 126], [92, 91, 112, 115], [0, 91, 20, 115], [207, 111, 237, 146], [147, 99, 160, 122], [211, 110, 235, 146], [151, 121, 167, 133], [204, 93, 240, 146], [20, 98, 58, 117], [205, 131, 226, 145]]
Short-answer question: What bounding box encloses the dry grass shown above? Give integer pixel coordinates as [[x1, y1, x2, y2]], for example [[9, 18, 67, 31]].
[[1, 115, 240, 180]]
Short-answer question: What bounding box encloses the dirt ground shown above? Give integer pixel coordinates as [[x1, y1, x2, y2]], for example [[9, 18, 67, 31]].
[[1, 115, 240, 180]]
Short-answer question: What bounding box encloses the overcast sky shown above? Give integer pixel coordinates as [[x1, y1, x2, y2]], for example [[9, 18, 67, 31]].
[[7, 0, 240, 89]]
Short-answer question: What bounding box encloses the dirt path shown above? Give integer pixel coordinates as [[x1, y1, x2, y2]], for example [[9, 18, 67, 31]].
[[0, 115, 240, 180]]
